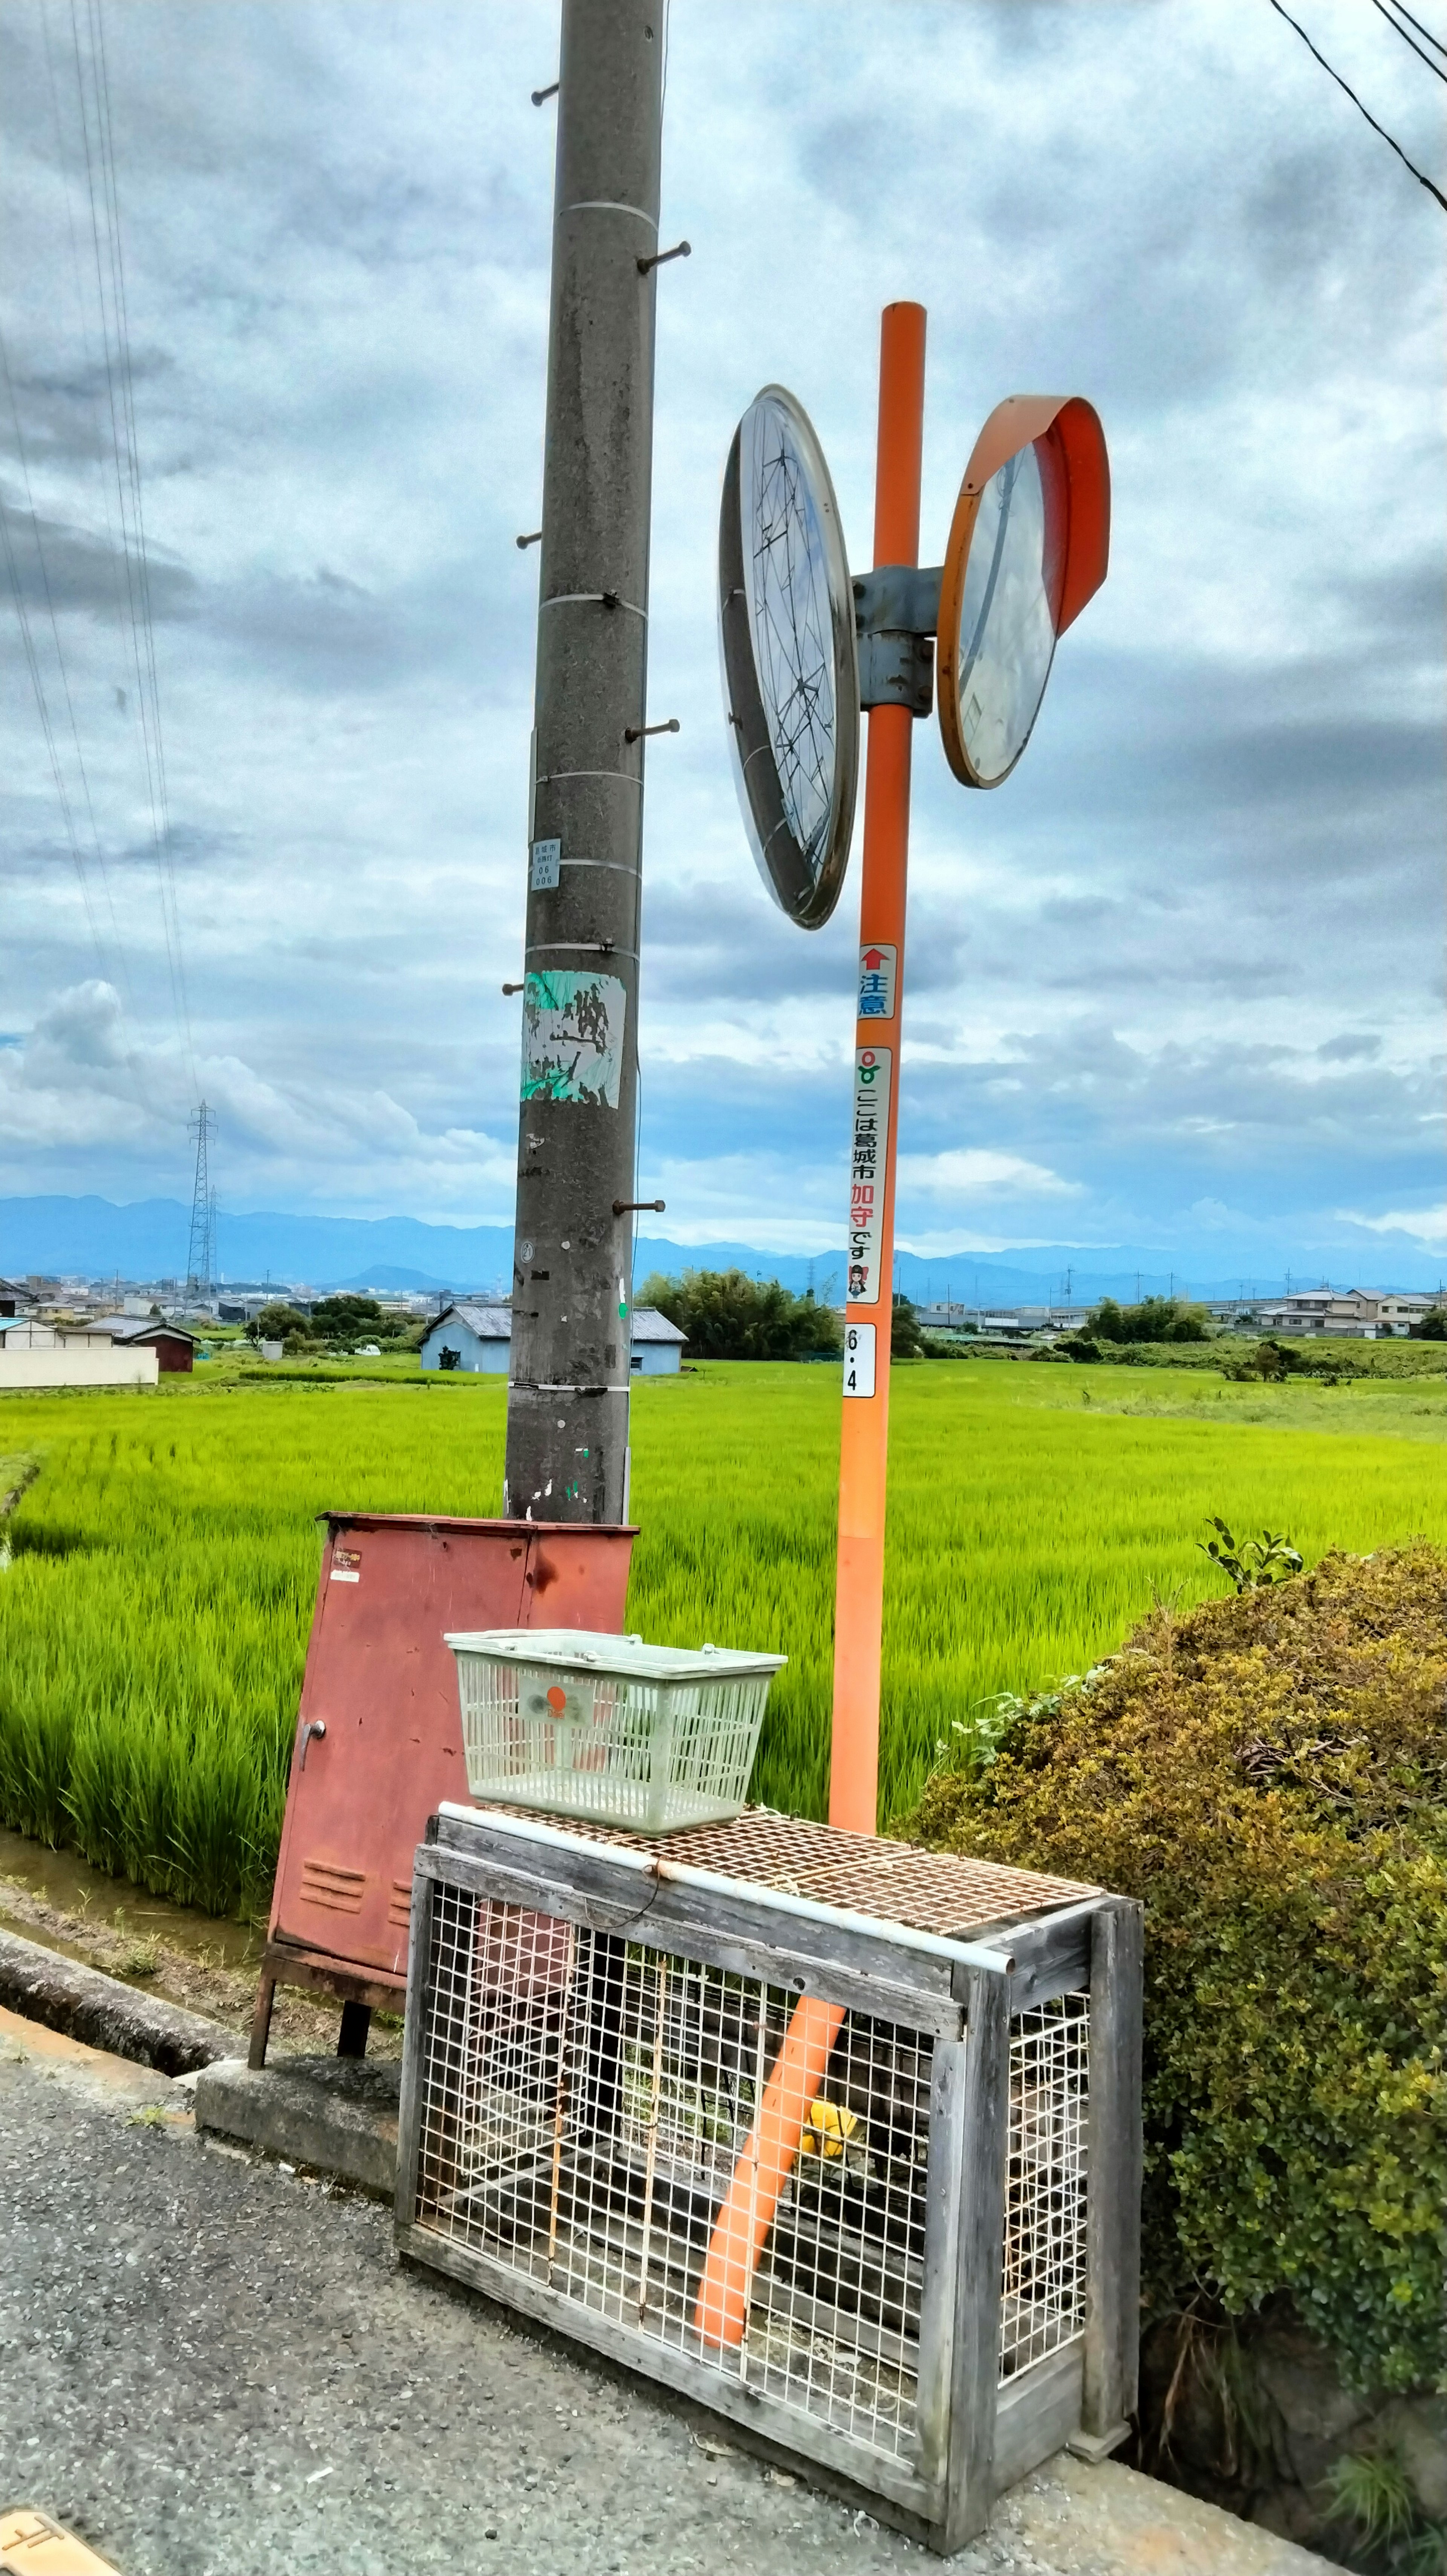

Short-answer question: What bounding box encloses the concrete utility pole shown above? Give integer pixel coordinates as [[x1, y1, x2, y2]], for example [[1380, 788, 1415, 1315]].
[[505, 0, 668, 1525]]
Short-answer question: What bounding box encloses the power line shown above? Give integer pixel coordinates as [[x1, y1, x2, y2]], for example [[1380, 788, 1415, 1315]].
[[0, 329, 135, 1013], [89, 0, 193, 1060], [92, 0, 186, 976], [1386, 0, 1447, 66], [1371, 0, 1447, 82], [1266, 0, 1447, 211], [66, 0, 197, 1088], [0, 475, 111, 976]]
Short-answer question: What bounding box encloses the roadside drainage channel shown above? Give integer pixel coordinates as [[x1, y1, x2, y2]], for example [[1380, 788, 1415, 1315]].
[[0, 1827, 405, 2060], [0, 1925, 233, 2076], [0, 1922, 399, 2193], [0, 1822, 265, 1974]]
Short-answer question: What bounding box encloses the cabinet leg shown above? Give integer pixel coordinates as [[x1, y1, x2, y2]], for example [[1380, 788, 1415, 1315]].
[[248, 1970, 277, 2071], [337, 2000, 371, 2059]]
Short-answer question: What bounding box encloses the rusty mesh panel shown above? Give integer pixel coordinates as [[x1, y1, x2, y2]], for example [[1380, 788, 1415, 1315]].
[[415, 1888, 933, 2461], [1000, 1994, 1090, 2380], [476, 1803, 1096, 1941]]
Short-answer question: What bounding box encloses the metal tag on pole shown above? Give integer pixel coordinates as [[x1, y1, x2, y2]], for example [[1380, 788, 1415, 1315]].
[[505, 0, 667, 1527]]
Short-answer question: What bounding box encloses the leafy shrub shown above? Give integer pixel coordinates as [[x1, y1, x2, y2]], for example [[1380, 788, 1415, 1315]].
[[891, 1296, 923, 1359], [308, 1293, 411, 1347], [638, 1268, 841, 1361], [1197, 1515, 1302, 1592], [1220, 1336, 1312, 1383], [904, 1545, 1447, 2394], [1090, 1295, 1210, 1343], [245, 1301, 307, 1343]]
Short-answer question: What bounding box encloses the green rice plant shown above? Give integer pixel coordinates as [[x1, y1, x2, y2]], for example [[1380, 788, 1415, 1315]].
[[0, 1359, 1445, 1910]]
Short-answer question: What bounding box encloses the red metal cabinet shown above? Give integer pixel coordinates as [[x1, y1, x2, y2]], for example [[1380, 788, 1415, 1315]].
[[250, 1512, 634, 2063]]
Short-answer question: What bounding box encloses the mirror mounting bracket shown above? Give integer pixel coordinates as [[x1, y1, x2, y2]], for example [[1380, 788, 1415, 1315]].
[[854, 565, 942, 715]]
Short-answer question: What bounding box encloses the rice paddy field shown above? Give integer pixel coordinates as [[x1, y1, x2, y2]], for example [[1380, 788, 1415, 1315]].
[[0, 1353, 1444, 1916]]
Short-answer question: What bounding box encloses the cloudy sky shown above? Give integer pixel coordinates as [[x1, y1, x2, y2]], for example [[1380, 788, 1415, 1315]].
[[0, 0, 1442, 1280]]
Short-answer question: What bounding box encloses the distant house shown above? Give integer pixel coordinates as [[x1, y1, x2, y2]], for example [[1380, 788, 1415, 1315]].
[[419, 1304, 511, 1374], [0, 1316, 161, 1390], [419, 1302, 686, 1378], [0, 1279, 38, 1320], [0, 1315, 196, 1374], [90, 1317, 197, 1375], [0, 1319, 111, 1350], [1375, 1293, 1440, 1338], [1255, 1290, 1380, 1340], [625, 1309, 688, 1373]]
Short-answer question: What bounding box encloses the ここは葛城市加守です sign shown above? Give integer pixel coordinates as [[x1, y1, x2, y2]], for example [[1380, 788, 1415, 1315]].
[[847, 1047, 891, 1305]]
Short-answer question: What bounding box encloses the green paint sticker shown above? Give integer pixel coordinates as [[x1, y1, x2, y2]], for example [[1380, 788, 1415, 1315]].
[[520, 970, 625, 1108]]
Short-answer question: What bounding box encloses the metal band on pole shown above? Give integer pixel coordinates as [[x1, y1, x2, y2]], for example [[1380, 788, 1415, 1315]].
[[829, 301, 927, 1833]]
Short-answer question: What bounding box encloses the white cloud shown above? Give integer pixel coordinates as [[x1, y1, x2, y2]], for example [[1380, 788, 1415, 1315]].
[[0, 1, 1439, 1266], [896, 1148, 1082, 1202], [1339, 1205, 1447, 1247], [0, 979, 514, 1218]]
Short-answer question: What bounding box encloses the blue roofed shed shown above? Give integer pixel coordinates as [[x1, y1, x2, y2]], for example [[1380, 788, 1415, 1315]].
[[419, 1302, 686, 1377]]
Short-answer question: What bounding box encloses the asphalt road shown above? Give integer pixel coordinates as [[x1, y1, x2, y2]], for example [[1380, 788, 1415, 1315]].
[[0, 2015, 1340, 2576]]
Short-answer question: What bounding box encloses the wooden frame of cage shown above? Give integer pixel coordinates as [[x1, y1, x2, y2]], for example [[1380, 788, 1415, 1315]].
[[394, 1809, 1142, 2556]]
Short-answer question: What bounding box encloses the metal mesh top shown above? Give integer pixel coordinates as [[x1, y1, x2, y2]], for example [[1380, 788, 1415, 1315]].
[[475, 1803, 1098, 1941]]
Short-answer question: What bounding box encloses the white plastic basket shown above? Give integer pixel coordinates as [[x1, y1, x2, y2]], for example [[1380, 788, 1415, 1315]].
[[444, 1629, 786, 1833]]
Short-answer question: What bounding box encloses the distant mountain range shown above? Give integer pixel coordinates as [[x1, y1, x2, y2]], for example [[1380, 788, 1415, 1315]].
[[2, 1193, 1440, 1302]]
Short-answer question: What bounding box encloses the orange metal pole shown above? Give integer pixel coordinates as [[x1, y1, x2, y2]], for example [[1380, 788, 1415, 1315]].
[[691, 1992, 847, 2348], [829, 301, 927, 1836], [691, 307, 927, 2351], [691, 308, 926, 2353]]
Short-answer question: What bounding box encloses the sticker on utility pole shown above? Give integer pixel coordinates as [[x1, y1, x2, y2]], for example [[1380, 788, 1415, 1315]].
[[521, 970, 626, 1108], [843, 1322, 876, 1398], [530, 837, 561, 890], [857, 943, 896, 1021], [847, 1046, 891, 1303]]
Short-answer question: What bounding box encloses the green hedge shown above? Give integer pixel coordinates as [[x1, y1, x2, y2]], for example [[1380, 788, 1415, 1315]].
[[905, 1546, 1447, 2393], [1063, 1338, 1447, 1377]]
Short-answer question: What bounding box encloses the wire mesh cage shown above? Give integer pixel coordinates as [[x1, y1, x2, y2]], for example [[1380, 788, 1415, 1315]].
[[444, 1630, 785, 1832], [396, 1806, 1143, 2555]]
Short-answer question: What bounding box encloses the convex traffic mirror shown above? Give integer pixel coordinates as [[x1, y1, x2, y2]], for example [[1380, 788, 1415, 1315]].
[[936, 394, 1110, 789]]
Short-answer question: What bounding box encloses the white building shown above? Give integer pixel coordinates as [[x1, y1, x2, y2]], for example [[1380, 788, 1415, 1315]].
[[0, 1316, 160, 1389], [1374, 1293, 1442, 1337], [419, 1302, 686, 1377], [1254, 1290, 1380, 1338]]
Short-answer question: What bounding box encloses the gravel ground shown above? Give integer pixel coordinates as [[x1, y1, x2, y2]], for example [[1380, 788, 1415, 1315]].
[[0, 2015, 1341, 2576]]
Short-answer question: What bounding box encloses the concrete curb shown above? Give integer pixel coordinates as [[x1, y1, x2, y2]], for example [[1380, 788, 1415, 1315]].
[[0, 1925, 235, 2076], [194, 2053, 400, 2195]]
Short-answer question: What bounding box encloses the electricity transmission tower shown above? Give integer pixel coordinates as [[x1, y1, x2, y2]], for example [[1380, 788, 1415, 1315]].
[[186, 1103, 216, 1294]]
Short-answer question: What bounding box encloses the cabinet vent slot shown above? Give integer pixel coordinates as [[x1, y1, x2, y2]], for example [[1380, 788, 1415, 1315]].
[[299, 1859, 366, 1915]]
